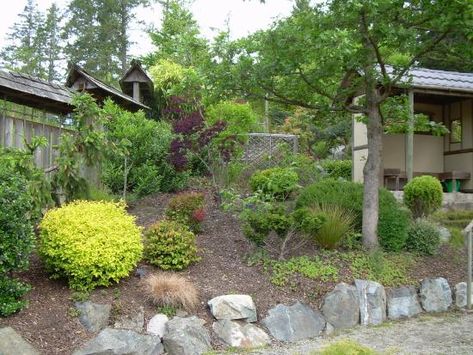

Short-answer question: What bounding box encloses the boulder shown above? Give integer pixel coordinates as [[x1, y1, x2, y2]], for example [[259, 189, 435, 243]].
[[212, 319, 270, 348], [419, 277, 452, 312], [162, 316, 211, 355], [75, 301, 111, 332], [114, 306, 144, 333], [0, 327, 38, 355], [147, 314, 169, 338], [355, 279, 386, 326], [208, 295, 257, 322], [387, 286, 422, 319], [321, 283, 359, 329], [454, 282, 473, 308], [262, 302, 326, 342], [73, 328, 163, 355]]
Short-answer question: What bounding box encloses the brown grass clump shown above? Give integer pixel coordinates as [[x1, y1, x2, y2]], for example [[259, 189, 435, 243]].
[[143, 273, 199, 311]]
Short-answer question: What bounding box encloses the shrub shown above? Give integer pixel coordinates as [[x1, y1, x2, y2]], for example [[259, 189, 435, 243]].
[[0, 166, 35, 316], [406, 219, 441, 255], [296, 179, 411, 251], [144, 220, 199, 270], [249, 167, 299, 200], [206, 101, 258, 140], [296, 205, 354, 249], [165, 192, 205, 233], [404, 175, 443, 218], [320, 159, 352, 180], [143, 273, 199, 311], [39, 201, 143, 291]]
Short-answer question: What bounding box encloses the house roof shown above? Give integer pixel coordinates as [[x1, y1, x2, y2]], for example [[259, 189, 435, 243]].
[[387, 66, 473, 94], [0, 70, 74, 114], [66, 64, 150, 111], [119, 59, 153, 86]]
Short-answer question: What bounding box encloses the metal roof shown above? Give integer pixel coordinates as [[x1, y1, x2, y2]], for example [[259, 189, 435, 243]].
[[387, 66, 473, 94]]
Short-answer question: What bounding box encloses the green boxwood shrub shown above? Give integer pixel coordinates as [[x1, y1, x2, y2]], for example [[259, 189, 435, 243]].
[[320, 159, 352, 180], [404, 175, 443, 218], [165, 192, 205, 233], [406, 218, 441, 255], [0, 166, 35, 316], [296, 179, 411, 251], [249, 167, 299, 200], [39, 201, 143, 291], [144, 220, 199, 270]]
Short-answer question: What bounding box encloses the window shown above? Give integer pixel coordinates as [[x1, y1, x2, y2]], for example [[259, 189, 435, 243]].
[[450, 119, 462, 143]]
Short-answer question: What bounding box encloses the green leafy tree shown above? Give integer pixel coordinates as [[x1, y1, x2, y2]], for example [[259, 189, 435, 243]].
[[218, 0, 472, 249]]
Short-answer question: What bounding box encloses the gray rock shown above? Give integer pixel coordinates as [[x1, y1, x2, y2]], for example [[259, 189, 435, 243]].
[[163, 316, 211, 355], [321, 283, 360, 329], [387, 286, 422, 319], [0, 327, 39, 355], [135, 267, 148, 279], [419, 278, 452, 312], [75, 301, 111, 332], [114, 306, 144, 332], [175, 310, 189, 318], [73, 328, 163, 355], [355, 279, 386, 326], [262, 302, 325, 342], [454, 282, 473, 308], [324, 322, 335, 335], [212, 319, 270, 348], [208, 295, 257, 322], [437, 226, 451, 243], [147, 314, 169, 338]]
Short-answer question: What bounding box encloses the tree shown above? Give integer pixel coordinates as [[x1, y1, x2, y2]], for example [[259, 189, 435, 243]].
[[216, 0, 472, 249], [143, 0, 208, 68], [38, 3, 64, 82], [64, 0, 148, 82], [0, 0, 45, 77]]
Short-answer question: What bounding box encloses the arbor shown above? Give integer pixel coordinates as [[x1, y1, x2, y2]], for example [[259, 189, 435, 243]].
[[217, 0, 472, 249]]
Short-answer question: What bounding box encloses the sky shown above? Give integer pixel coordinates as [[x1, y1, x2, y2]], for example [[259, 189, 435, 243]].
[[0, 0, 294, 58]]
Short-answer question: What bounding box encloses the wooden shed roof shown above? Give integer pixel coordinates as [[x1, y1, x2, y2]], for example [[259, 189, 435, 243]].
[[0, 70, 74, 114], [65, 64, 151, 111]]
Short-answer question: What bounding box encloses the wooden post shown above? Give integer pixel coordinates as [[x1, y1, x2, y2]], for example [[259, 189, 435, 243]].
[[406, 90, 414, 181], [468, 228, 472, 309], [132, 82, 140, 103], [264, 94, 270, 133]]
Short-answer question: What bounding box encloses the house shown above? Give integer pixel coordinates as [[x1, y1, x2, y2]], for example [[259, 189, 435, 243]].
[[353, 66, 473, 192]]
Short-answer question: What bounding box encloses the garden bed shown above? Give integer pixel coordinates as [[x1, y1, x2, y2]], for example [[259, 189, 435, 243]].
[[0, 189, 467, 354]]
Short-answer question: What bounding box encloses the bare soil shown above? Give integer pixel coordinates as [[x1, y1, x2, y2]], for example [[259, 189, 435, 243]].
[[0, 190, 467, 354]]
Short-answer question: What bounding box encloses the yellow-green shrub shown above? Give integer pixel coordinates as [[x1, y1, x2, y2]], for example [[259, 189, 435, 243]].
[[39, 201, 143, 291], [144, 220, 199, 270]]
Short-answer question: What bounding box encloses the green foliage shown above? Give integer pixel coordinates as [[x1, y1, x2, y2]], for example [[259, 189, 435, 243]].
[[296, 179, 411, 251], [404, 176, 443, 218], [262, 256, 339, 287], [206, 101, 259, 139], [320, 159, 352, 180], [0, 278, 31, 317], [406, 219, 441, 255], [39, 201, 143, 291], [318, 340, 376, 355], [102, 99, 187, 197], [431, 210, 473, 230], [343, 251, 414, 287], [144, 220, 199, 271], [249, 167, 299, 200], [0, 164, 35, 316], [448, 228, 465, 249], [241, 204, 292, 246], [156, 305, 177, 318], [165, 192, 205, 233], [295, 205, 354, 249]]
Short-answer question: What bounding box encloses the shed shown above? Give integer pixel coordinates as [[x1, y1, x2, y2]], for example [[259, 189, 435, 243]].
[[119, 59, 154, 106]]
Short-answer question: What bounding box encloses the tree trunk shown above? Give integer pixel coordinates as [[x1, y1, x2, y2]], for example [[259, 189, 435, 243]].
[[362, 88, 383, 250]]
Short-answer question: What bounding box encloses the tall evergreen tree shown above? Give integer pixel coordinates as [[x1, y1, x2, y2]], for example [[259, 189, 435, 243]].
[[0, 0, 45, 77], [38, 3, 64, 82]]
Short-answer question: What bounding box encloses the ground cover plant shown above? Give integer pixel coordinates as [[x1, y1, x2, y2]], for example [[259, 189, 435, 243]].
[[39, 201, 143, 291], [165, 191, 205, 233]]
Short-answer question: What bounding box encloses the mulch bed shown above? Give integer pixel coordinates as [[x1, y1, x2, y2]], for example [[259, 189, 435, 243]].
[[0, 189, 467, 354]]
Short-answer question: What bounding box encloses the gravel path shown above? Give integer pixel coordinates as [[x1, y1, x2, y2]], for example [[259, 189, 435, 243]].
[[235, 311, 473, 355]]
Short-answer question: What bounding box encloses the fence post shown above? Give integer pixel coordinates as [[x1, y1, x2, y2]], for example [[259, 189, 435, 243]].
[[468, 229, 472, 309]]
